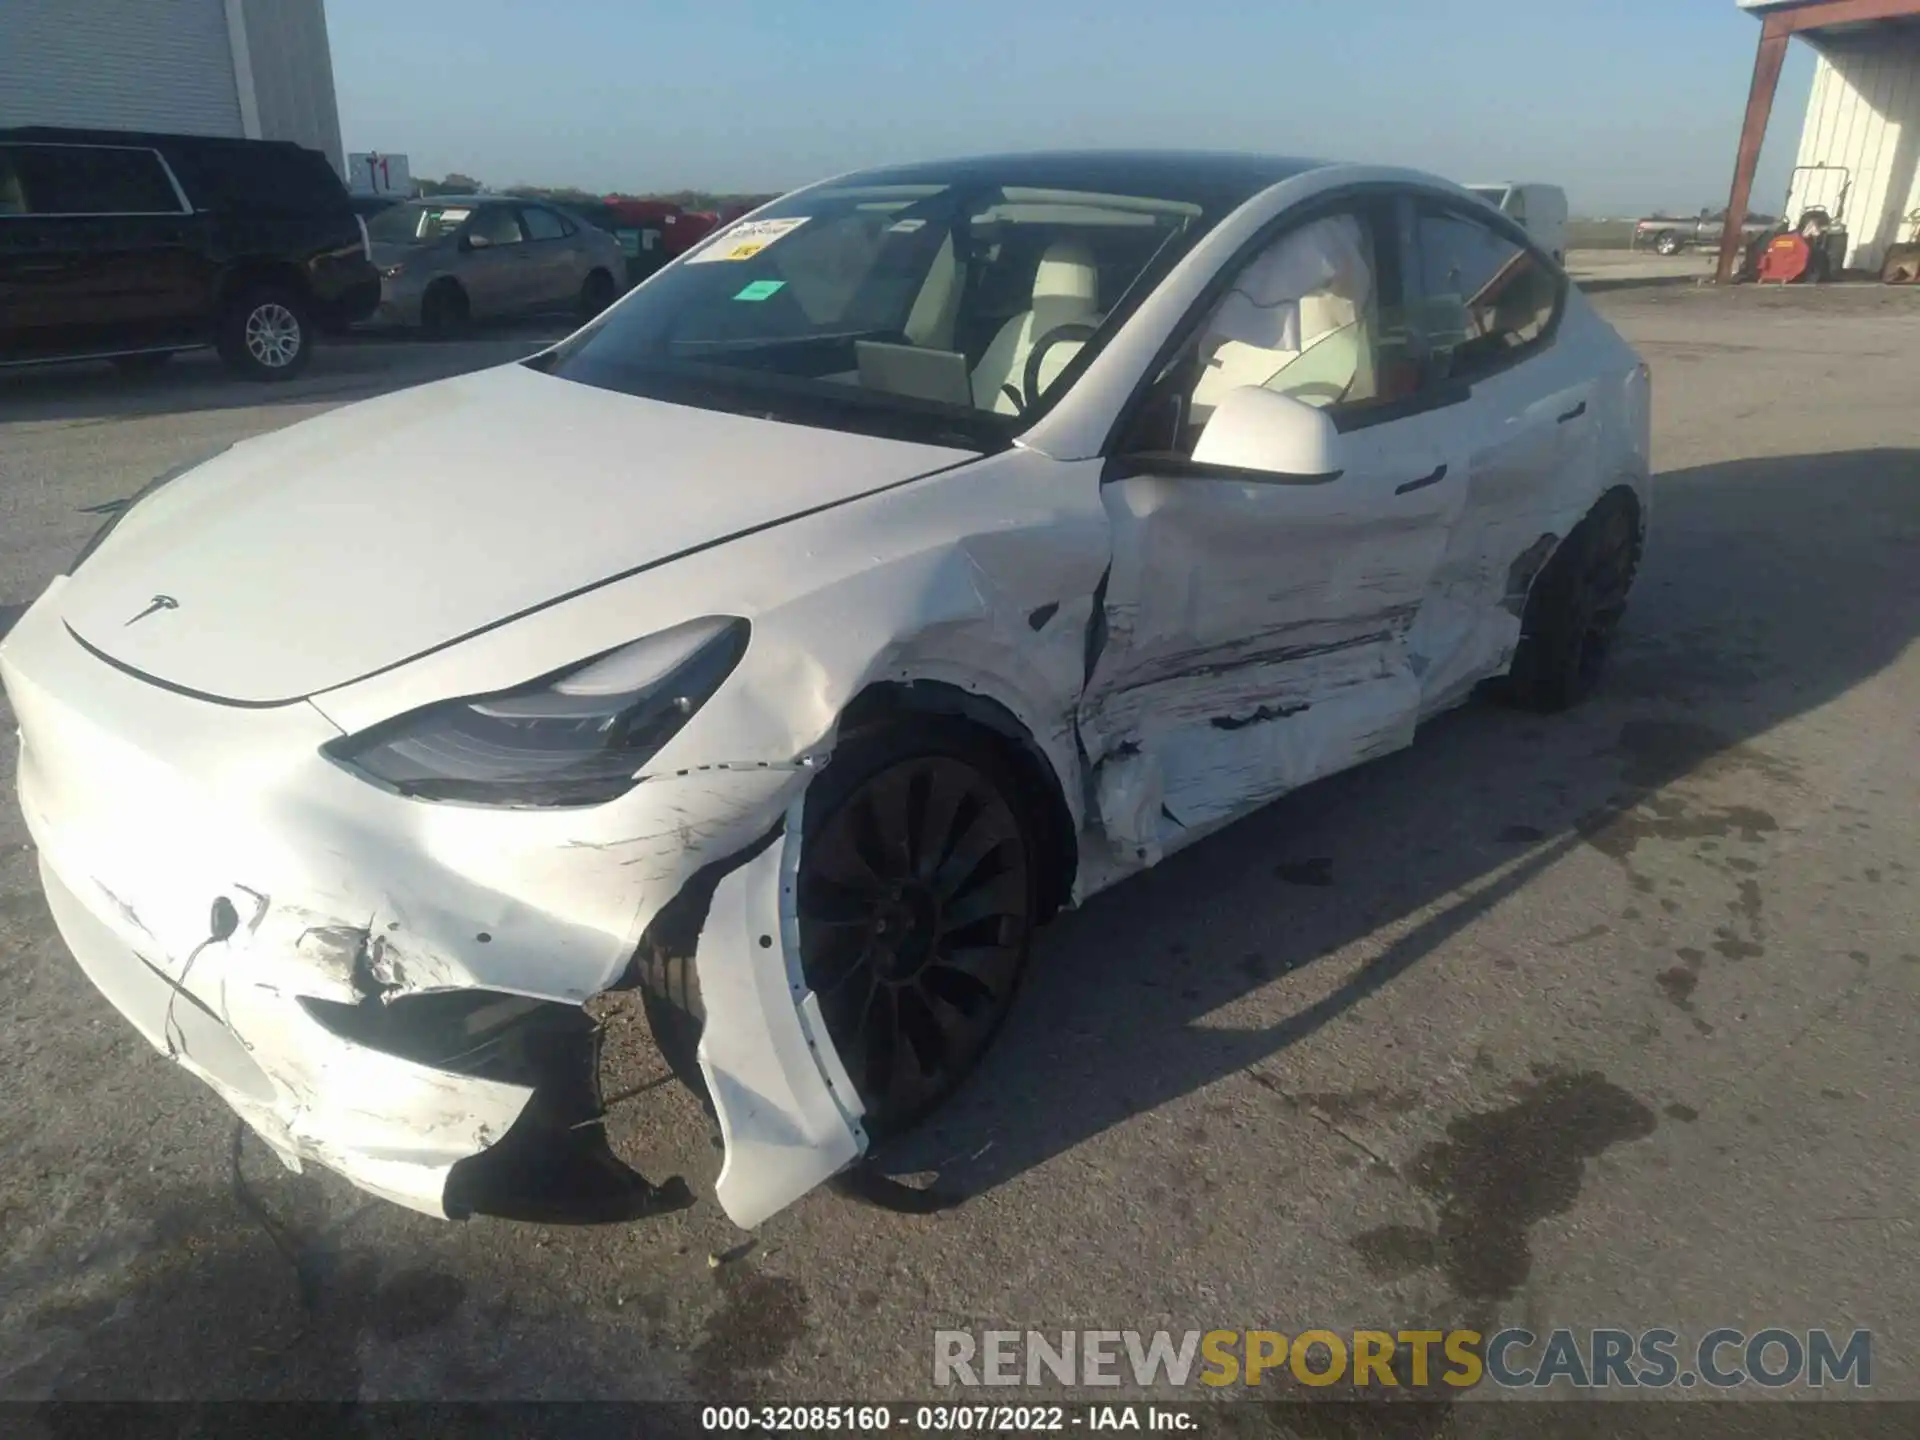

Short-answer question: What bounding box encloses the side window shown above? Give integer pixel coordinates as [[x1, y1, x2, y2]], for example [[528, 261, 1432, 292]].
[[5, 145, 180, 215], [1414, 208, 1559, 384], [468, 206, 526, 246], [522, 206, 568, 241], [1171, 201, 1418, 447], [167, 143, 345, 213]]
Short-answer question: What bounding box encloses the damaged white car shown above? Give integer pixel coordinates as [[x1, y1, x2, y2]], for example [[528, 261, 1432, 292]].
[[1, 152, 1650, 1230]]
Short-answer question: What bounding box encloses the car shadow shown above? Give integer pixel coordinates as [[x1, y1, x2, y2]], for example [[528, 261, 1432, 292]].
[[0, 331, 557, 427], [869, 448, 1920, 1202]]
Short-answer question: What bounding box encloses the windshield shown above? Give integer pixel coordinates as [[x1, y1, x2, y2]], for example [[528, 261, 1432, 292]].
[[1467, 186, 1509, 207], [541, 178, 1211, 448], [366, 200, 473, 246]]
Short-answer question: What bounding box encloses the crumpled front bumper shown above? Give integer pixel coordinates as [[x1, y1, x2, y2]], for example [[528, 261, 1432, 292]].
[[33, 851, 537, 1215], [1, 582, 867, 1225]]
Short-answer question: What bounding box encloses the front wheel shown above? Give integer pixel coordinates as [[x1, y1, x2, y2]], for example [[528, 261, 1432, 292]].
[[420, 280, 470, 337], [217, 287, 311, 381], [797, 723, 1039, 1137], [1501, 492, 1642, 713]]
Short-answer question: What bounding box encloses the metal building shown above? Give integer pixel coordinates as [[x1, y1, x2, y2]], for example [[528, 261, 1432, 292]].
[[1722, 0, 1920, 278], [0, 0, 345, 177]]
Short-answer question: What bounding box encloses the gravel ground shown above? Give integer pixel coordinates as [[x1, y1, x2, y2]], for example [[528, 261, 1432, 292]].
[[1, 286, 1916, 1407]]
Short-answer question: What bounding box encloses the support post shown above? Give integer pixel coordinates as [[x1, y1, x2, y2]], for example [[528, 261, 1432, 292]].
[[1718, 16, 1791, 283]]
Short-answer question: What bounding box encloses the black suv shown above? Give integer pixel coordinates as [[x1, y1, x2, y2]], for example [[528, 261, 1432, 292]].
[[0, 127, 380, 381]]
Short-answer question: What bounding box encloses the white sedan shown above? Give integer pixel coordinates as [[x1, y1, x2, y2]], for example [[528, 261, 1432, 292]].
[[1, 152, 1650, 1230]]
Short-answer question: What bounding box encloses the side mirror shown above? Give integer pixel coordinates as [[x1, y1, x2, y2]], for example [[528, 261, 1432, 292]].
[[461, 232, 488, 251], [1191, 386, 1342, 479]]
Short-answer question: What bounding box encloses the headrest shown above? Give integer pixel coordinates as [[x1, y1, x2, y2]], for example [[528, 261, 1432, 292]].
[[1032, 241, 1099, 308]]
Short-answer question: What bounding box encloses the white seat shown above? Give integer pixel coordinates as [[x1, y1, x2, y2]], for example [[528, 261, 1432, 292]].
[[970, 241, 1102, 414]]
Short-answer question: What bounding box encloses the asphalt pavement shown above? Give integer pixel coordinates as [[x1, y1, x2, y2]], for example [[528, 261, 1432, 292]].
[[0, 282, 1916, 1405]]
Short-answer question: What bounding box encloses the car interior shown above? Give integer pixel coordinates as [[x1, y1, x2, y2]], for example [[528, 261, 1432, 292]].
[[1186, 212, 1380, 428], [641, 190, 1196, 420]]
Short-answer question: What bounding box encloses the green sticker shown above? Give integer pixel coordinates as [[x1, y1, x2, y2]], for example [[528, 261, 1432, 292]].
[[733, 279, 786, 301]]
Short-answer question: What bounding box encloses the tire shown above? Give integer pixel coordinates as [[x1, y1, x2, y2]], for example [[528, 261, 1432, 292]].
[[216, 286, 311, 381], [110, 351, 173, 375], [1502, 491, 1642, 713], [1654, 231, 1683, 257], [634, 935, 707, 1107], [795, 719, 1041, 1138], [420, 280, 469, 337], [578, 268, 618, 320]]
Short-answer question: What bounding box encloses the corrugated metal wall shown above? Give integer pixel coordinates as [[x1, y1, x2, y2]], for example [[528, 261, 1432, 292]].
[[0, 0, 243, 136], [240, 0, 346, 177], [1787, 32, 1920, 274]]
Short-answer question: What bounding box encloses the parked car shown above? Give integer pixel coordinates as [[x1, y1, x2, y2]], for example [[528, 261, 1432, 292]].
[[1, 151, 1651, 1230], [365, 194, 628, 332], [0, 126, 378, 380], [1466, 182, 1568, 264], [1633, 208, 1775, 256]]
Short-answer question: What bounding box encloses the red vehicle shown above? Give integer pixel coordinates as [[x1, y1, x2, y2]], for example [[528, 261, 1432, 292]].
[[573, 196, 777, 282]]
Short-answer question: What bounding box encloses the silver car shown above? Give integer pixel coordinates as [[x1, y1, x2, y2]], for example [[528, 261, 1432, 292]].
[[366, 195, 627, 332]]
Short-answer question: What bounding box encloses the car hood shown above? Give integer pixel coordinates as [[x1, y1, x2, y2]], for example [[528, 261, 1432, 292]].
[[60, 363, 972, 705]]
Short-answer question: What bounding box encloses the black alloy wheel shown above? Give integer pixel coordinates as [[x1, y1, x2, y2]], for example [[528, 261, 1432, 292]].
[[797, 732, 1037, 1136], [1505, 492, 1641, 712]]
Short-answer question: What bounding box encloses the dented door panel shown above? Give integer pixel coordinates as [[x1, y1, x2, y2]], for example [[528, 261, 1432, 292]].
[[1411, 339, 1610, 716], [1080, 403, 1470, 862]]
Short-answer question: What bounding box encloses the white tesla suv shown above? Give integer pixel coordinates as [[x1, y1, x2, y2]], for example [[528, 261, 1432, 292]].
[[1, 151, 1651, 1230]]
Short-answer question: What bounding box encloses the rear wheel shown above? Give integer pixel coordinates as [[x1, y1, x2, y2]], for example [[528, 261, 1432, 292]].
[[1502, 492, 1641, 713], [578, 268, 618, 320], [797, 722, 1039, 1137], [217, 286, 311, 381], [1654, 230, 1683, 257]]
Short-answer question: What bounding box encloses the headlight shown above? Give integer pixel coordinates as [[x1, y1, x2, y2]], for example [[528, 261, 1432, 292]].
[[380, 263, 405, 279], [70, 446, 231, 576], [326, 616, 750, 807]]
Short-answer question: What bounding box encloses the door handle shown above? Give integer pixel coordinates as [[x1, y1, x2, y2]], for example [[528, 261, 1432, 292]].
[[1395, 464, 1448, 496], [1557, 400, 1588, 424]]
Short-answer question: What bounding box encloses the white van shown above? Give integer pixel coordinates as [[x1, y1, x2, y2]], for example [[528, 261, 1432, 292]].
[[1467, 183, 1569, 265]]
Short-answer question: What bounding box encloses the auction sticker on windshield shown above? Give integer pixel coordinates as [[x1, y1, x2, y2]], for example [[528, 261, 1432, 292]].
[[687, 216, 809, 263]]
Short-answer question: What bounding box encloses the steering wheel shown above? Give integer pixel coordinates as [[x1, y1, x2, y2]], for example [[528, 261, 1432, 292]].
[[1020, 322, 1100, 411]]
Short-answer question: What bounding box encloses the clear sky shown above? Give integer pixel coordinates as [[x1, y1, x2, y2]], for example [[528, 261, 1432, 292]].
[[326, 0, 1817, 216]]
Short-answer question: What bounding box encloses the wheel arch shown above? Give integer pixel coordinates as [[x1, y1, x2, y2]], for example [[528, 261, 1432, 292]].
[[217, 260, 312, 309], [836, 677, 1081, 922], [1525, 479, 1646, 607]]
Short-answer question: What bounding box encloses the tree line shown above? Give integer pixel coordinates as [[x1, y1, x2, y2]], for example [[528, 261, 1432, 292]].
[[415, 173, 769, 210]]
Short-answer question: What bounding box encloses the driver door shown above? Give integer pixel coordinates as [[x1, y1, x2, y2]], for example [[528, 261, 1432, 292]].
[[1077, 193, 1472, 864], [458, 204, 531, 317]]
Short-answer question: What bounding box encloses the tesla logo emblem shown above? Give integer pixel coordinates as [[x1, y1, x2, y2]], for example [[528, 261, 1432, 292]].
[[124, 594, 179, 627]]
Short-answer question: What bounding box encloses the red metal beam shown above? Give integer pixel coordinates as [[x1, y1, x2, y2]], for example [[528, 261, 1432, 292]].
[[1717, 16, 1793, 282], [1773, 0, 1920, 33]]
